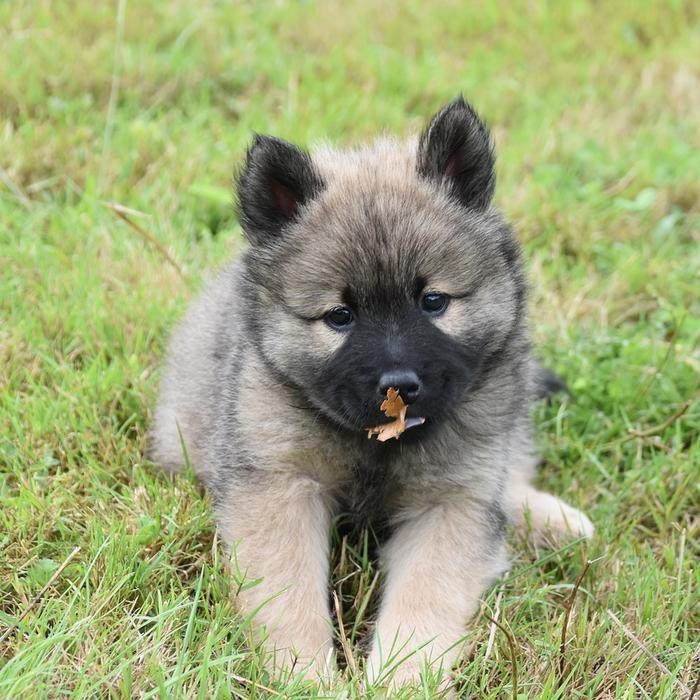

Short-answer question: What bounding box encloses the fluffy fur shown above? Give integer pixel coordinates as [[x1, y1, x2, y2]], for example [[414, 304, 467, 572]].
[[149, 97, 593, 689]]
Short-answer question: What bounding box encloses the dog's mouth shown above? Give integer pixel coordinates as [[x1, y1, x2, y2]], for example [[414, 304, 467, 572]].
[[366, 414, 426, 442], [316, 386, 434, 437]]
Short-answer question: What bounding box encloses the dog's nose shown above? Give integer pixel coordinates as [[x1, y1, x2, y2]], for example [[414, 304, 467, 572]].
[[378, 370, 422, 404]]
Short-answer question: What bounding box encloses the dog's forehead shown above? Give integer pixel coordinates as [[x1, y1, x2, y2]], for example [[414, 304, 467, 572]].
[[311, 137, 419, 182], [304, 142, 463, 269], [298, 184, 451, 300], [276, 138, 500, 308]]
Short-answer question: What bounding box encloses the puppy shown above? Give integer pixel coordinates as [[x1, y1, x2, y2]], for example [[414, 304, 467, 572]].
[[149, 97, 594, 688]]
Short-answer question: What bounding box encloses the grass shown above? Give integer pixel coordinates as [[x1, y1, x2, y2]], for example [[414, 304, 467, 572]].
[[1, 0, 699, 697]]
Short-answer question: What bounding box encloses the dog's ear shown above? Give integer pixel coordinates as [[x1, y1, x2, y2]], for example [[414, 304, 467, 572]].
[[417, 96, 495, 211], [237, 135, 324, 244]]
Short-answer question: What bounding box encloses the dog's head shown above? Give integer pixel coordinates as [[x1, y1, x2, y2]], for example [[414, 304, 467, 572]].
[[239, 98, 527, 435]]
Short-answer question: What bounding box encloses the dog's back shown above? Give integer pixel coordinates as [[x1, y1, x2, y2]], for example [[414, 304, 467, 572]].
[[148, 266, 241, 483]]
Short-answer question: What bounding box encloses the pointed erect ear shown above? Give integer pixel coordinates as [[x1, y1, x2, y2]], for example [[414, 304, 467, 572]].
[[237, 135, 324, 244], [416, 96, 495, 211]]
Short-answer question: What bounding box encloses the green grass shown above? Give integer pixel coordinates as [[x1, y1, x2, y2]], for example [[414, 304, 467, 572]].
[[1, 1, 699, 697]]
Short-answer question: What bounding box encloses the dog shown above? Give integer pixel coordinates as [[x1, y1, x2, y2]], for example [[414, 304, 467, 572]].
[[149, 96, 594, 689]]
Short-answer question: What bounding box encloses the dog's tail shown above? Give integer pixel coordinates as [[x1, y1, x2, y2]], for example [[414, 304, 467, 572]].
[[534, 365, 569, 402]]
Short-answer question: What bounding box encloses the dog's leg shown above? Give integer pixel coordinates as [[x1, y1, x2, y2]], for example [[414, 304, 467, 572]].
[[367, 496, 507, 689], [217, 473, 335, 680], [507, 479, 594, 545]]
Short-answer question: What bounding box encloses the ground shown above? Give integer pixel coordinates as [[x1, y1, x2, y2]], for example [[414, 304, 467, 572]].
[[1, 1, 699, 698]]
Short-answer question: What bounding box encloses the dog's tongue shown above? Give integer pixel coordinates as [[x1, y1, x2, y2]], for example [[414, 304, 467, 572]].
[[404, 416, 426, 431]]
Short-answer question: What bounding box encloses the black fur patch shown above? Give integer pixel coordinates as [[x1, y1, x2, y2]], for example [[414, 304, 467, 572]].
[[344, 450, 395, 538], [306, 303, 485, 434]]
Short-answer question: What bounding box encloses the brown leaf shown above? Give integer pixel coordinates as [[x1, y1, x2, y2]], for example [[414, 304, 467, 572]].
[[366, 387, 425, 441], [379, 387, 407, 420]]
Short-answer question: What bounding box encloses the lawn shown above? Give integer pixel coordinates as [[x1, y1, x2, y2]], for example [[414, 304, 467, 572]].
[[1, 1, 699, 698]]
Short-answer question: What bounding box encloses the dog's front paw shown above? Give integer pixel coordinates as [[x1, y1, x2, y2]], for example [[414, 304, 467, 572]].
[[366, 649, 455, 696], [269, 641, 336, 684], [367, 646, 419, 689]]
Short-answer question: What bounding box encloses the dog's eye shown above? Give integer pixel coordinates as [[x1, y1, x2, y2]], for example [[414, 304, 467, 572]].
[[421, 292, 449, 314], [325, 306, 354, 329]]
